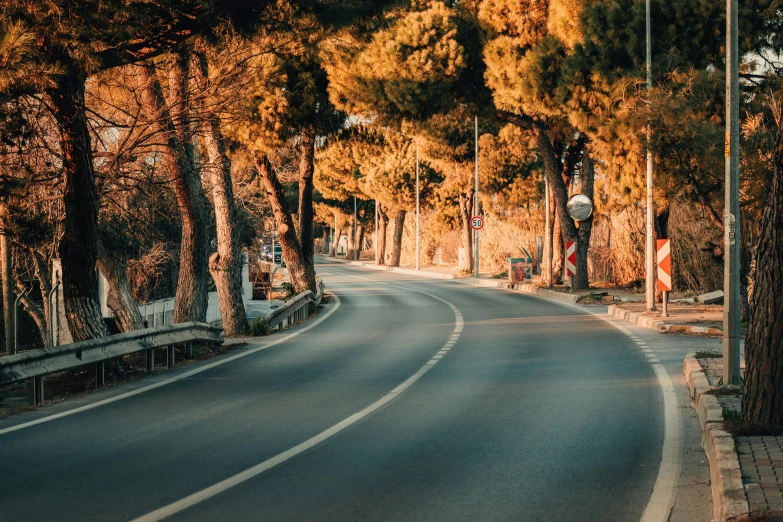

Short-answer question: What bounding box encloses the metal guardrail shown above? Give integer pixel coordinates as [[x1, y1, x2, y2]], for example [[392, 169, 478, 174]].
[[265, 279, 326, 331], [0, 322, 223, 404]]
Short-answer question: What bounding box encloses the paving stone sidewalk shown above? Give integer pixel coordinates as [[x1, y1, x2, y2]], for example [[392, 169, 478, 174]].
[[701, 356, 783, 516]]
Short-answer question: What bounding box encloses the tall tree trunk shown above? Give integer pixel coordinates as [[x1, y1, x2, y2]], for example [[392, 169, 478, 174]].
[[252, 154, 316, 293], [553, 200, 564, 284], [96, 242, 144, 333], [321, 227, 329, 254], [47, 66, 109, 341], [194, 51, 248, 335], [330, 226, 341, 257], [458, 191, 474, 272], [574, 152, 595, 290], [138, 61, 210, 323], [298, 133, 316, 270], [17, 285, 47, 349], [498, 112, 578, 245], [31, 252, 52, 347], [346, 221, 355, 261], [0, 205, 12, 353], [742, 124, 783, 425], [389, 210, 406, 267], [377, 204, 389, 265], [355, 225, 365, 260]]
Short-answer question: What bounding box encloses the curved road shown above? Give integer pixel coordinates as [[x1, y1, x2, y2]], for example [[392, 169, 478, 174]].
[[0, 259, 669, 521]]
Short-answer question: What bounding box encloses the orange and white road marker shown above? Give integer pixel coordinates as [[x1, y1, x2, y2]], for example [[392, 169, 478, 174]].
[[657, 239, 672, 317], [565, 241, 576, 278]]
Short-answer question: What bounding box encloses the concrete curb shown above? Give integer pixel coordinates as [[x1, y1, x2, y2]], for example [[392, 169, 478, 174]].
[[608, 305, 723, 337], [683, 354, 749, 522], [607, 304, 669, 332], [513, 284, 582, 305]]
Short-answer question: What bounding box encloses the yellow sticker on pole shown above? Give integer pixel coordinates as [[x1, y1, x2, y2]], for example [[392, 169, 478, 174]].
[[725, 133, 731, 157]]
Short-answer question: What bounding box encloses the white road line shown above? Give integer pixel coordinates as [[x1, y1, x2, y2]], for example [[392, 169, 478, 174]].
[[0, 295, 343, 437], [444, 273, 682, 522], [131, 266, 465, 522]]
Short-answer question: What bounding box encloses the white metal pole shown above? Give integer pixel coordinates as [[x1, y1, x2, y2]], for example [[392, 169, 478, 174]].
[[474, 115, 480, 279], [724, 0, 741, 384], [645, 0, 657, 312], [353, 196, 357, 261], [416, 146, 420, 271]]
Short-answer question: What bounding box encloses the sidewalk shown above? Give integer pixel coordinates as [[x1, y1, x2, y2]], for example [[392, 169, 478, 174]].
[[686, 355, 783, 521]]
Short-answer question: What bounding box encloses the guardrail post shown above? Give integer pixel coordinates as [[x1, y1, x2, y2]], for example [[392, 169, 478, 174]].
[[33, 376, 44, 405], [96, 361, 105, 387], [167, 345, 175, 369], [185, 341, 193, 359], [146, 349, 154, 372]]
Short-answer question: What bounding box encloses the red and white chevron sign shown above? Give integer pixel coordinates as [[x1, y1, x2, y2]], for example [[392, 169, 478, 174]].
[[657, 239, 672, 291], [565, 241, 576, 277]]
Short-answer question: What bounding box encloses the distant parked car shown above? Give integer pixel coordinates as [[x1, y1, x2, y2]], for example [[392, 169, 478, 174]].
[[262, 244, 285, 266]]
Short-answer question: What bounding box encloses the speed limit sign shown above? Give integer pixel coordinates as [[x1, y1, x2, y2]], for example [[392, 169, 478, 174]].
[[471, 216, 484, 231]]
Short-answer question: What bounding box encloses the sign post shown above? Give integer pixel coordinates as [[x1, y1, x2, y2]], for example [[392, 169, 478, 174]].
[[565, 241, 576, 292], [657, 239, 672, 317]]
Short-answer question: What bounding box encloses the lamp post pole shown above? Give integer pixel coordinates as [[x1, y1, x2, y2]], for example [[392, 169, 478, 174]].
[[474, 116, 480, 279], [416, 145, 420, 270], [375, 200, 379, 264], [353, 196, 357, 261], [724, 0, 741, 384], [645, 0, 657, 311]]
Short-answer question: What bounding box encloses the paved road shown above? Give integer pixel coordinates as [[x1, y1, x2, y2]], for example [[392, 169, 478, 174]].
[[0, 259, 675, 521]]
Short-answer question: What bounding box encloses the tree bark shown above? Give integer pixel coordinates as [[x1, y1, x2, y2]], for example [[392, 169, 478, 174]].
[[553, 199, 564, 284], [30, 252, 52, 347], [298, 133, 316, 270], [16, 285, 47, 349], [47, 66, 110, 341], [346, 221, 355, 261], [574, 152, 595, 290], [377, 204, 389, 265], [330, 226, 341, 257], [355, 225, 365, 260], [252, 153, 316, 293], [742, 124, 783, 426], [1, 206, 12, 353], [194, 51, 248, 335], [458, 191, 474, 272], [389, 210, 406, 267], [96, 241, 144, 333], [138, 61, 210, 323], [321, 227, 329, 254]]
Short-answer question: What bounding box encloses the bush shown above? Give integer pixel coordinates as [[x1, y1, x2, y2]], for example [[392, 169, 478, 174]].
[[247, 317, 271, 336], [282, 282, 296, 300]]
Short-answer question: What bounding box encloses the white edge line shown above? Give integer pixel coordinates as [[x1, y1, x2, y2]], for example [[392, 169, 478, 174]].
[[0, 295, 343, 437], [131, 266, 465, 522]]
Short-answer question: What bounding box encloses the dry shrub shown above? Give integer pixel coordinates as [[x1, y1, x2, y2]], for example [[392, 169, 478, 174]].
[[127, 242, 174, 303], [668, 203, 722, 292]]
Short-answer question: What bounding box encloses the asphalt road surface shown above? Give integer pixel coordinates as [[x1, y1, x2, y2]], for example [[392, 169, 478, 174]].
[[0, 259, 667, 522]]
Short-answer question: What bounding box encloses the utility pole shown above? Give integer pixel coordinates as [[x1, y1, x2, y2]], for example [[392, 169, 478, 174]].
[[375, 199, 378, 264], [333, 214, 337, 256], [416, 145, 420, 270], [724, 0, 741, 385], [474, 115, 480, 279], [544, 177, 552, 288], [645, 0, 657, 311]]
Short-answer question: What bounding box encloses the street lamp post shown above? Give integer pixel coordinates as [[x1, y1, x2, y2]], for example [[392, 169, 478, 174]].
[[724, 0, 741, 384], [416, 146, 420, 270], [474, 115, 480, 279], [353, 196, 357, 261], [645, 0, 657, 312], [544, 177, 552, 287]]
